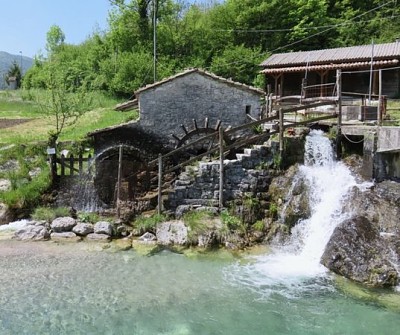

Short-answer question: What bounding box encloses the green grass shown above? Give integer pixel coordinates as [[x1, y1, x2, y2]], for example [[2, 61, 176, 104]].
[[0, 144, 51, 208], [386, 100, 400, 125], [0, 89, 137, 144]]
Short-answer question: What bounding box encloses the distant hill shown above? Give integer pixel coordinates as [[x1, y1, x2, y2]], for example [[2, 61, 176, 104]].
[[0, 51, 33, 89]]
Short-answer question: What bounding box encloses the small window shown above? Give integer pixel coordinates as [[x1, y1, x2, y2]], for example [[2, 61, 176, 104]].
[[245, 105, 251, 115]]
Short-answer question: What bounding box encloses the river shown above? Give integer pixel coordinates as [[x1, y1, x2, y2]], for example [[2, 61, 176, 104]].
[[0, 130, 399, 334]]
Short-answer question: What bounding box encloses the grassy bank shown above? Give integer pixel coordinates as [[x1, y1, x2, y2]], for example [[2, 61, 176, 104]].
[[0, 89, 137, 145]]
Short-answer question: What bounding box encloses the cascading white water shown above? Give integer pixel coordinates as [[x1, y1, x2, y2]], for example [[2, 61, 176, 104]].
[[228, 130, 372, 296]]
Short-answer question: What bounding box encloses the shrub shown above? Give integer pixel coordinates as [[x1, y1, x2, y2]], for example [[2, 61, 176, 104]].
[[31, 206, 71, 222], [31, 206, 56, 222], [77, 212, 100, 223], [133, 213, 167, 234]]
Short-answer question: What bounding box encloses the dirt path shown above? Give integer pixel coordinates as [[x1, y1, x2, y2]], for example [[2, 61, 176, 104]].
[[0, 118, 32, 129]]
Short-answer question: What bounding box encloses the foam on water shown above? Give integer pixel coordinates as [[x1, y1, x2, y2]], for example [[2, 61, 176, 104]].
[[0, 219, 30, 231], [228, 130, 372, 297]]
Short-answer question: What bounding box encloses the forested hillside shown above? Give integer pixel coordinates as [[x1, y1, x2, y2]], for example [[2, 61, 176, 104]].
[[23, 0, 400, 97]]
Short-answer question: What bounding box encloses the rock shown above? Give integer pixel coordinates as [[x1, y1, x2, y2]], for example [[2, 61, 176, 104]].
[[156, 220, 188, 246], [0, 202, 14, 225], [50, 232, 81, 242], [0, 179, 11, 192], [175, 205, 192, 219], [51, 217, 76, 232], [132, 239, 160, 255], [139, 232, 156, 242], [14, 225, 50, 241], [268, 164, 311, 229], [111, 238, 132, 251], [321, 216, 398, 287], [94, 221, 113, 236], [72, 223, 94, 236], [343, 181, 400, 233], [198, 231, 219, 248], [86, 233, 111, 242]]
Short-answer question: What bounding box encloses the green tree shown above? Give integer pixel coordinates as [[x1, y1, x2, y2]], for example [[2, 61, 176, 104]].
[[36, 62, 92, 146], [46, 25, 66, 55], [5, 61, 22, 88], [210, 44, 264, 85]]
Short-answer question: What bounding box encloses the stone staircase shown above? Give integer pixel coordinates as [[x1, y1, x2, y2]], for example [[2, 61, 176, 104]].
[[167, 141, 279, 213]]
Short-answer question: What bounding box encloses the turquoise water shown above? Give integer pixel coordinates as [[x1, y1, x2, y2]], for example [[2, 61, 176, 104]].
[[0, 241, 399, 335]]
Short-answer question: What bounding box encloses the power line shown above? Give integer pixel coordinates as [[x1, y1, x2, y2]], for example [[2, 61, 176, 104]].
[[271, 0, 396, 53], [212, 14, 400, 34], [202, 0, 396, 76]]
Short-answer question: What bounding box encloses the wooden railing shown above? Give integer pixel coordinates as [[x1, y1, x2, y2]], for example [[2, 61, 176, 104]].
[[140, 101, 339, 214], [52, 154, 93, 178]]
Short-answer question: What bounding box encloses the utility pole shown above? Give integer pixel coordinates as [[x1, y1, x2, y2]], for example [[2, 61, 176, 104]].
[[153, 0, 157, 83], [19, 51, 23, 74]]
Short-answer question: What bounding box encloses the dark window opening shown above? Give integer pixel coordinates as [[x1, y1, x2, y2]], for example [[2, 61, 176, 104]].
[[245, 105, 251, 115]]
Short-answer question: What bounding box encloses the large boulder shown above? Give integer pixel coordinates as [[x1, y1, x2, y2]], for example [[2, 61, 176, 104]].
[[343, 181, 400, 233], [86, 233, 111, 242], [156, 220, 188, 246], [51, 217, 76, 232], [0, 202, 14, 225], [268, 164, 311, 228], [50, 232, 81, 242], [14, 225, 50, 241], [94, 221, 113, 236], [321, 216, 398, 287], [72, 223, 94, 236]]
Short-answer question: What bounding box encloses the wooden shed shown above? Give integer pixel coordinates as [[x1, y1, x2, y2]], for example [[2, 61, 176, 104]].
[[261, 41, 400, 99]]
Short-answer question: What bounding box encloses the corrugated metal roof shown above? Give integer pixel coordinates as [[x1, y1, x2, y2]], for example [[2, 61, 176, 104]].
[[261, 42, 400, 67], [261, 59, 399, 74]]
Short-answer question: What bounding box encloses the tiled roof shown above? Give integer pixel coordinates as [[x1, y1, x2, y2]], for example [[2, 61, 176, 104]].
[[134, 68, 265, 95], [261, 42, 400, 68]]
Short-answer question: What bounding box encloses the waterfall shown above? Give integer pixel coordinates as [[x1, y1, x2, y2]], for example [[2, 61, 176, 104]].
[[228, 130, 371, 296]]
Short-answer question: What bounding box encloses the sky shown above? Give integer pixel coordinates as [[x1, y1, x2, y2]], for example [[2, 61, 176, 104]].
[[0, 0, 110, 58], [0, 0, 210, 59]]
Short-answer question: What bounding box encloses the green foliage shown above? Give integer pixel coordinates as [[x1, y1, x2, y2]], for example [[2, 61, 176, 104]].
[[46, 25, 65, 55], [268, 202, 278, 219], [77, 212, 101, 223], [183, 210, 214, 231], [252, 220, 265, 232], [19, 0, 400, 99], [133, 213, 167, 234], [5, 61, 22, 88], [210, 44, 263, 85], [220, 210, 242, 230], [31, 206, 70, 222], [0, 144, 51, 208]]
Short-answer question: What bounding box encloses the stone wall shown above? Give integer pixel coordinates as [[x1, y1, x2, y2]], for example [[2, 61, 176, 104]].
[[138, 72, 264, 143], [168, 144, 276, 212]]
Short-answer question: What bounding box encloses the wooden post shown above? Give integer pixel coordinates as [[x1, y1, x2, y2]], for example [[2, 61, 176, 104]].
[[219, 126, 224, 209], [378, 69, 382, 126], [69, 155, 74, 176], [116, 145, 123, 218], [50, 154, 57, 182], [78, 153, 83, 175], [279, 108, 284, 157], [88, 154, 93, 175], [157, 153, 163, 215], [336, 69, 342, 159], [60, 155, 65, 177]]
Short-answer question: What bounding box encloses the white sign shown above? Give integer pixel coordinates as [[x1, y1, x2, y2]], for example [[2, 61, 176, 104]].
[[47, 148, 56, 155]]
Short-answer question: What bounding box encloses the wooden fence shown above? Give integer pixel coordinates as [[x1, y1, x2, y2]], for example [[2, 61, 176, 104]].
[[51, 153, 93, 179]]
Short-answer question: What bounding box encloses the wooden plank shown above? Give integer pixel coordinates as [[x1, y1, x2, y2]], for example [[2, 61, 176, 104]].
[[158, 154, 163, 215], [69, 155, 74, 176], [219, 126, 224, 209], [60, 155, 65, 177]]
